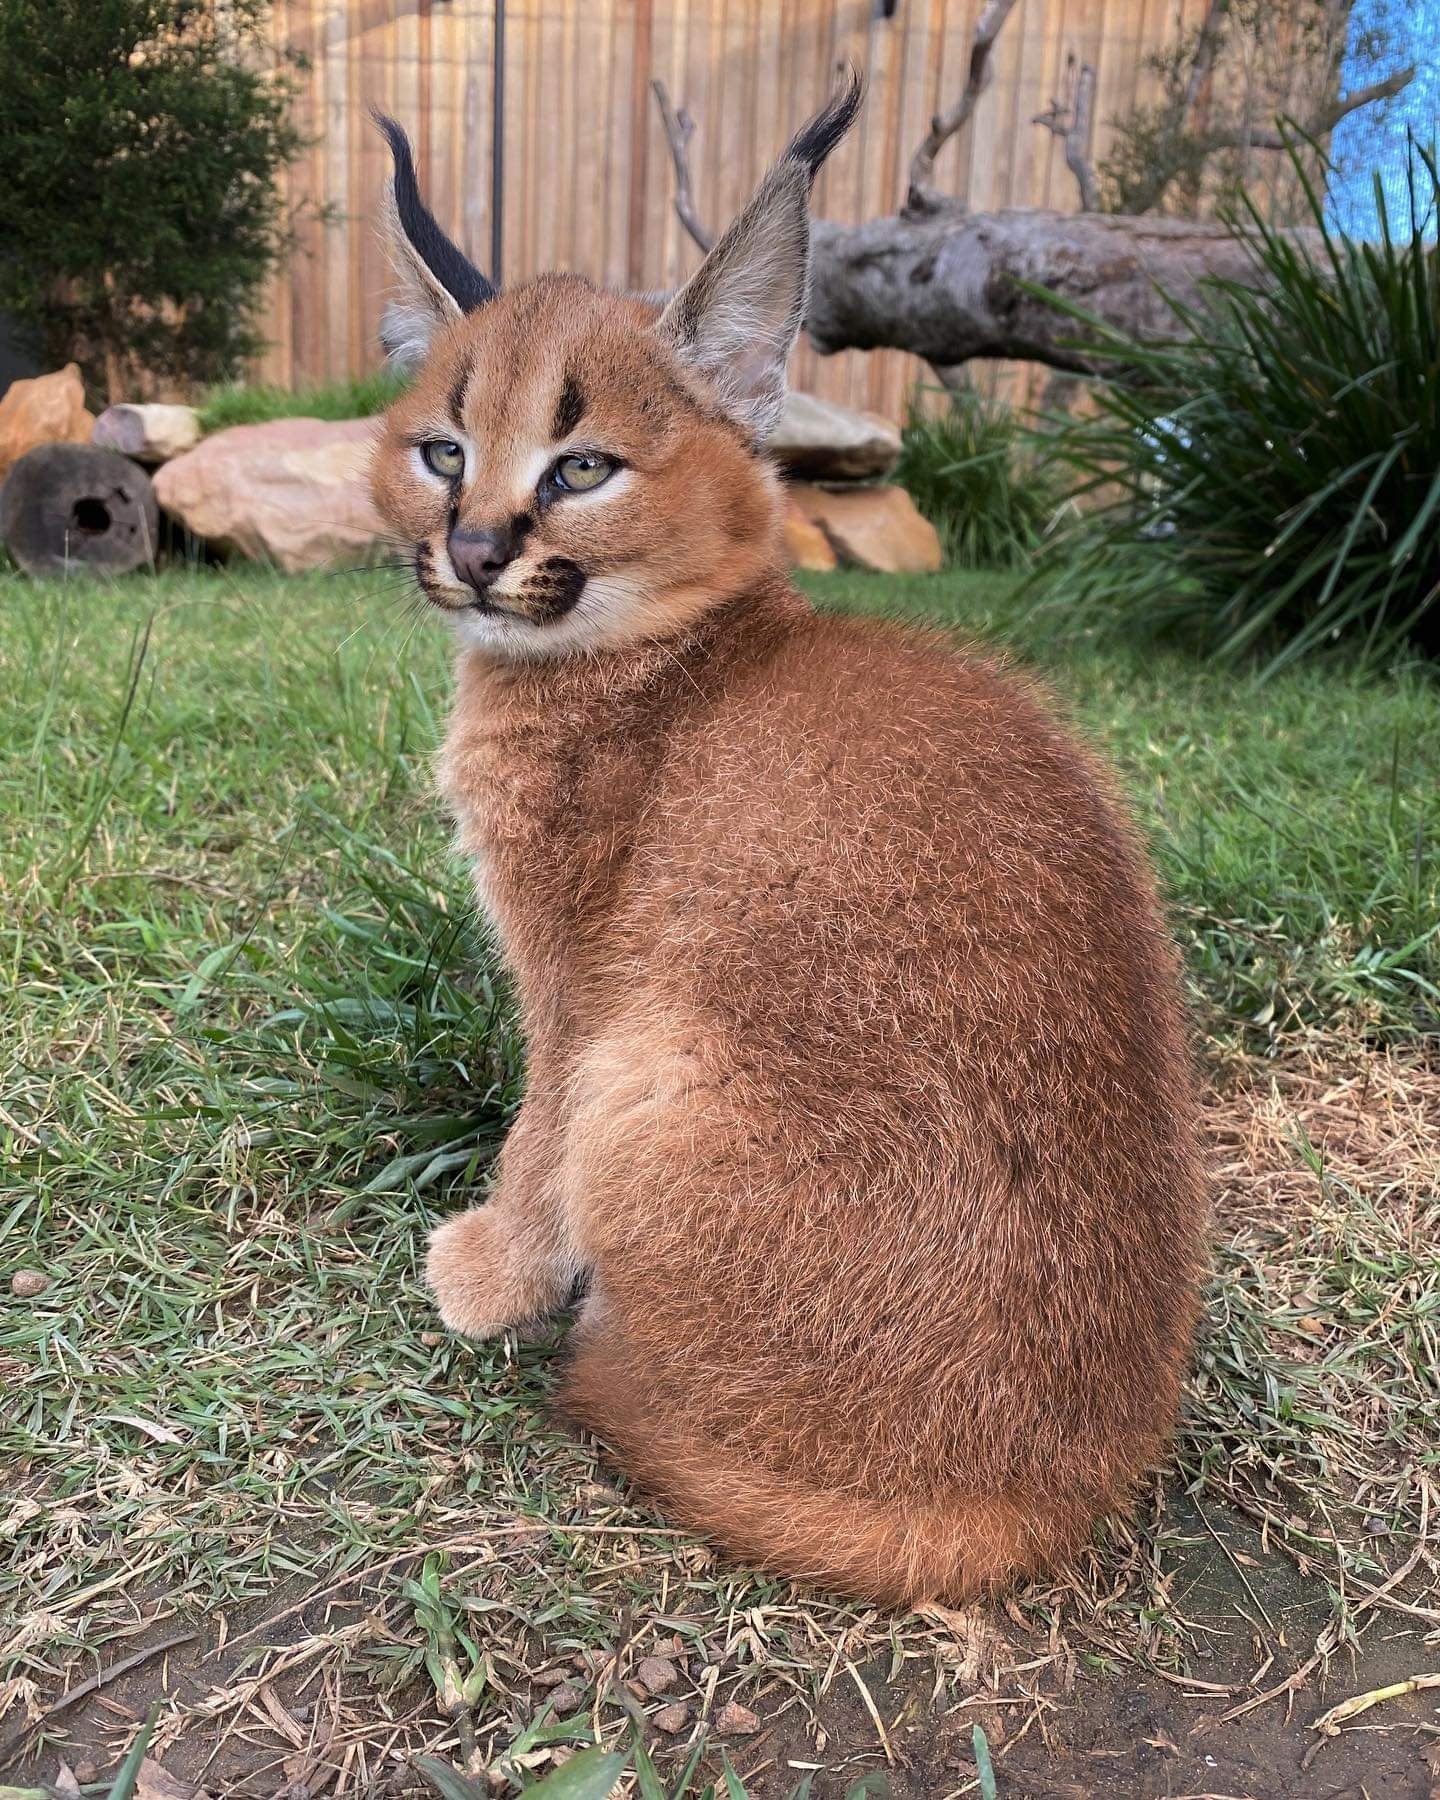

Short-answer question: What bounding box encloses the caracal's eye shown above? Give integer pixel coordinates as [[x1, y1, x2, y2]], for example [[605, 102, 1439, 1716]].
[[553, 452, 615, 493], [422, 440, 465, 479]]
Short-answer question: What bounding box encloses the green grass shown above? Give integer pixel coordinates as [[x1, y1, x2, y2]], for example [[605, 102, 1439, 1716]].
[[3, 561, 1437, 1793], [196, 368, 408, 432]]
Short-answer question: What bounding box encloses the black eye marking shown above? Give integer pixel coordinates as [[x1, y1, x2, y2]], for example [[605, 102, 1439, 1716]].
[[447, 356, 473, 430], [511, 512, 535, 541], [553, 374, 586, 440]]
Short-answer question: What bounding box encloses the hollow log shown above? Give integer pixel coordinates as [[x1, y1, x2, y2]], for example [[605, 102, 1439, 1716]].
[[1, 443, 158, 578]]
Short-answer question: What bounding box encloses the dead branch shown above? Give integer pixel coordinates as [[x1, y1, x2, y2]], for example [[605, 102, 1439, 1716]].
[[1183, 0, 1231, 118], [651, 78, 715, 253], [906, 0, 1024, 211], [1212, 65, 1416, 153], [1033, 58, 1100, 212]]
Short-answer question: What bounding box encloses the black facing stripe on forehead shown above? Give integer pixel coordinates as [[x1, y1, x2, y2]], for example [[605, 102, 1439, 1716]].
[[447, 352, 474, 430], [553, 374, 586, 440]]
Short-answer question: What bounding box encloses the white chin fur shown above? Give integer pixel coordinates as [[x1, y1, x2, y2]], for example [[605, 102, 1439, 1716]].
[[449, 574, 654, 661]]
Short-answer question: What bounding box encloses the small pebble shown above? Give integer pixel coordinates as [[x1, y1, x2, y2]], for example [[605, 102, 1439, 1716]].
[[532, 1665, 572, 1689], [651, 1702, 690, 1735], [715, 1700, 761, 1736], [636, 1654, 680, 1695], [74, 1764, 98, 1786], [547, 1679, 583, 1716], [419, 1330, 444, 1347], [10, 1269, 49, 1298]]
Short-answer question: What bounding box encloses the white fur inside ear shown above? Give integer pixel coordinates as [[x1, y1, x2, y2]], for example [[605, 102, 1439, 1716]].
[[381, 299, 443, 373], [657, 165, 810, 439], [376, 178, 465, 368]]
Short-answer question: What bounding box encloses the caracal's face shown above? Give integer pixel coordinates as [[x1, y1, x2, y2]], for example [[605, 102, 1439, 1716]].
[[371, 274, 779, 660], [369, 77, 862, 658]]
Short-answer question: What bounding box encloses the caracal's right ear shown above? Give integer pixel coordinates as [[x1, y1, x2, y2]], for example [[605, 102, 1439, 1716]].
[[372, 113, 496, 372], [656, 70, 863, 441]]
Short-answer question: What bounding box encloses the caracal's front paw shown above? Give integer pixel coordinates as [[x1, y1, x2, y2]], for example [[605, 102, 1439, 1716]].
[[425, 1207, 548, 1339]]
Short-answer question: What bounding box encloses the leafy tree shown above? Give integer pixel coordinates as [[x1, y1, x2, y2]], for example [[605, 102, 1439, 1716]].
[[1096, 0, 1409, 220], [0, 0, 306, 400]]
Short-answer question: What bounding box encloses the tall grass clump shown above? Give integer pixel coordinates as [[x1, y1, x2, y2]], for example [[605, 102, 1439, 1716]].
[[1034, 138, 1440, 676], [895, 387, 1060, 570]]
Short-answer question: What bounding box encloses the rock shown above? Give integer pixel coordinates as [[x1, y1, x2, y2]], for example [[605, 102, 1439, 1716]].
[[532, 1665, 572, 1689], [10, 1269, 50, 1297], [651, 1702, 690, 1735], [152, 417, 386, 572], [781, 494, 838, 571], [0, 364, 95, 485], [93, 403, 202, 464], [787, 482, 942, 575], [635, 1655, 679, 1695], [546, 1679, 583, 1716], [768, 391, 902, 482], [1, 444, 159, 579], [714, 1700, 762, 1736]]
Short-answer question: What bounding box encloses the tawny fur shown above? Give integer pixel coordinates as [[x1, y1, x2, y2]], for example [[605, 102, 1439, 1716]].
[[369, 106, 1208, 1608]]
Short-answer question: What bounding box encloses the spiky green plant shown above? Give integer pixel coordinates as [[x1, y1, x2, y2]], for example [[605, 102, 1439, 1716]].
[[1033, 138, 1440, 676], [895, 388, 1061, 571]]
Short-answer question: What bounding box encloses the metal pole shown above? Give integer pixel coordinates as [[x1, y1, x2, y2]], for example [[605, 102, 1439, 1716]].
[[490, 0, 505, 286]]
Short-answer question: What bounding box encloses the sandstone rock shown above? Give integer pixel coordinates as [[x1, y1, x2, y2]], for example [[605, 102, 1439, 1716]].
[[545, 1679, 584, 1716], [768, 391, 902, 482], [651, 1702, 690, 1734], [714, 1700, 762, 1736], [787, 482, 942, 575], [153, 417, 386, 572], [635, 1655, 679, 1695], [0, 364, 95, 485], [781, 494, 838, 572], [93, 403, 202, 464], [10, 1269, 50, 1298]]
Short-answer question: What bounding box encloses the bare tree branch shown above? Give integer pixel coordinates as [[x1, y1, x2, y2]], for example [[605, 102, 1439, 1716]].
[[906, 0, 1024, 212], [651, 78, 715, 254], [1033, 58, 1100, 212], [1213, 65, 1416, 153], [1182, 0, 1231, 119]]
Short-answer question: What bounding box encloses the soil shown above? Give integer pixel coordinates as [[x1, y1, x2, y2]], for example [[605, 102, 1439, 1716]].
[[8, 1502, 1438, 1800]]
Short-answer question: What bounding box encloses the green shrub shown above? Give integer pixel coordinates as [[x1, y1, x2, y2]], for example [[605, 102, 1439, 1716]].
[[1033, 139, 1440, 676], [197, 370, 410, 433], [0, 0, 306, 399], [895, 388, 1060, 570]]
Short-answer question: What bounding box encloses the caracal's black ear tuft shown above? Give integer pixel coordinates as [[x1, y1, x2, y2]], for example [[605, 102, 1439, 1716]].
[[372, 111, 495, 371], [783, 64, 865, 187], [655, 69, 864, 442]]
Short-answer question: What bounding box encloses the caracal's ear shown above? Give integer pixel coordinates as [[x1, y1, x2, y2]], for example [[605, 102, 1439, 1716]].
[[656, 69, 863, 440], [372, 112, 496, 371]]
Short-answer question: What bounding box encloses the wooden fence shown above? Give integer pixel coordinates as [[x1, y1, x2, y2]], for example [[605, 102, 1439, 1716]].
[[257, 0, 1207, 419]]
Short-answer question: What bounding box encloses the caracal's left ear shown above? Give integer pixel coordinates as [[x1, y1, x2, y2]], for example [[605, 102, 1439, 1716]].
[[656, 69, 863, 441], [372, 112, 496, 371]]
